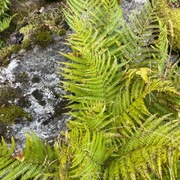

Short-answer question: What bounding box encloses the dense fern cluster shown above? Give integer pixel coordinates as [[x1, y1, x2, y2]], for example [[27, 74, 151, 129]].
[[59, 0, 180, 179], [0, 0, 180, 179], [0, 133, 60, 179]]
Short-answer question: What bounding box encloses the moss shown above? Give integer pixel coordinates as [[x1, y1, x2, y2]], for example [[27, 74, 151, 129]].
[[0, 87, 17, 106], [0, 44, 21, 66], [57, 29, 66, 36], [9, 0, 44, 24], [1, 59, 10, 66], [0, 105, 28, 124], [11, 11, 29, 27], [0, 48, 12, 65], [11, 44, 21, 52], [21, 39, 32, 50], [16, 71, 29, 83], [34, 29, 53, 47], [13, 2, 65, 48], [0, 86, 31, 124], [158, 0, 180, 51], [117, 0, 122, 4], [19, 24, 36, 39]]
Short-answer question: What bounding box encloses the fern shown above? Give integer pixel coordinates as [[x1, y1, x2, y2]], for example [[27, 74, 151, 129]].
[[1, 0, 180, 179], [104, 114, 180, 179], [0, 0, 10, 15], [0, 15, 14, 32], [58, 0, 180, 179], [61, 49, 122, 103], [0, 133, 59, 179], [0, 0, 14, 47], [117, 0, 169, 77]]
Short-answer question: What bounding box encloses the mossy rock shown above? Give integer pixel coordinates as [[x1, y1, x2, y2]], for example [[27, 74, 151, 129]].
[[19, 24, 36, 38], [21, 39, 32, 50], [0, 87, 31, 124], [9, 0, 44, 24], [0, 44, 21, 65], [0, 105, 28, 124], [158, 0, 180, 51], [34, 28, 53, 47], [0, 87, 17, 106]]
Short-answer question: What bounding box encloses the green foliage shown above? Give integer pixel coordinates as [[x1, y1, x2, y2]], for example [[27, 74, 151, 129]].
[[0, 0, 10, 15], [1, 0, 180, 179], [0, 133, 59, 179], [21, 39, 31, 50], [158, 0, 180, 51], [0, 0, 14, 48], [58, 0, 180, 179]]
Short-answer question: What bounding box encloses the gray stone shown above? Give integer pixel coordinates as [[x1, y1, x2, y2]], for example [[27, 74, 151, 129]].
[[0, 35, 71, 149]]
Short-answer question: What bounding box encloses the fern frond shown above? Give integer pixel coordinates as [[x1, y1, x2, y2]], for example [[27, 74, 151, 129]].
[[70, 101, 112, 131], [117, 0, 168, 76], [0, 0, 15, 49], [56, 122, 114, 179], [166, 59, 180, 91], [0, 15, 14, 32], [0, 0, 10, 15], [107, 68, 180, 138], [104, 114, 180, 179], [64, 0, 123, 57], [60, 49, 122, 104], [60, 0, 180, 179], [0, 133, 59, 179]]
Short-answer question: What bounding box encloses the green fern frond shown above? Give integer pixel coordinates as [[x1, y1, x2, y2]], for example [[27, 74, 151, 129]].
[[64, 0, 123, 57], [69, 101, 112, 131], [56, 123, 114, 179], [0, 133, 59, 179], [0, 15, 14, 32], [0, 0, 15, 48], [0, 0, 10, 15], [117, 0, 169, 76], [60, 49, 122, 104], [166, 59, 180, 91], [104, 114, 180, 179], [60, 0, 180, 179], [107, 68, 180, 136]]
